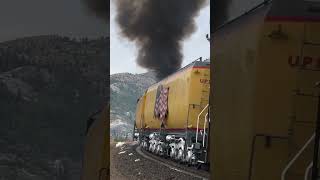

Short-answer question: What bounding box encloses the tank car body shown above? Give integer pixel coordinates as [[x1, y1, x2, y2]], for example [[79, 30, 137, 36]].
[[81, 105, 109, 180], [135, 58, 210, 165], [210, 0, 320, 179]]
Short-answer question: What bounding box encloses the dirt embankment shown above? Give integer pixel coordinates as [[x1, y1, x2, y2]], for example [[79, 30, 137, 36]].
[[110, 141, 203, 180]]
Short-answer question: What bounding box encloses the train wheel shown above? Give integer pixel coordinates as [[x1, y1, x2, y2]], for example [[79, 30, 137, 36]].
[[154, 145, 158, 154], [174, 149, 179, 161], [169, 147, 175, 159], [156, 144, 161, 155], [151, 144, 156, 153], [178, 149, 184, 162]]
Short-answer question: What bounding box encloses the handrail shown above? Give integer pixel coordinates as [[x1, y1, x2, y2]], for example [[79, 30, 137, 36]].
[[281, 133, 315, 180], [305, 162, 313, 180], [196, 104, 209, 144], [203, 112, 209, 147]]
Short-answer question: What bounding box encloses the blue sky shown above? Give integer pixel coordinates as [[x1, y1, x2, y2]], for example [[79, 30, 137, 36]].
[[110, 1, 210, 75]]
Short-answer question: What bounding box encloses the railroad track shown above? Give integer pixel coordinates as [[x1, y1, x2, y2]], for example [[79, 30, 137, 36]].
[[135, 145, 210, 180]]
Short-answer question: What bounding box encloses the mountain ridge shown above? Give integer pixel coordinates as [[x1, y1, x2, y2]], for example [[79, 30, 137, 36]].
[[110, 71, 156, 139], [0, 35, 108, 179]]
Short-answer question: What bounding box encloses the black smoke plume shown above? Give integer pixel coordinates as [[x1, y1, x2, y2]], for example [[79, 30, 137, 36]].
[[83, 0, 109, 22], [212, 0, 230, 30], [115, 0, 207, 80]]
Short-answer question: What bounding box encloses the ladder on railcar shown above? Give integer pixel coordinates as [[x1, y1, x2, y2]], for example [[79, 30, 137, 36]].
[[282, 82, 320, 180]]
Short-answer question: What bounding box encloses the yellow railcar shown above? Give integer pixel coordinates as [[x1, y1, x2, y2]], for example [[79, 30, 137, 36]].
[[210, 0, 320, 179], [136, 59, 210, 131], [135, 58, 210, 165], [135, 94, 146, 130], [81, 105, 109, 180]]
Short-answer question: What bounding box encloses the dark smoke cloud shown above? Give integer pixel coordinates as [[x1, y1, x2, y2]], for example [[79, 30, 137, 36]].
[[115, 0, 208, 80], [212, 0, 230, 30], [83, 0, 109, 22]]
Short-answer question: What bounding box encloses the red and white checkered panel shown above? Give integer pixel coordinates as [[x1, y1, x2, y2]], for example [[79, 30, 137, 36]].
[[154, 95, 160, 117], [154, 87, 169, 123], [158, 88, 169, 119]]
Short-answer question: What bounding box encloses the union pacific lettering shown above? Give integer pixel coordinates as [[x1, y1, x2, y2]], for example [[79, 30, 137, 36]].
[[288, 55, 320, 69], [200, 79, 209, 84]]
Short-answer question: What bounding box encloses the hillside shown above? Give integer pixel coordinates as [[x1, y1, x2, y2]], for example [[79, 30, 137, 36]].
[[110, 72, 156, 139], [0, 35, 108, 179]]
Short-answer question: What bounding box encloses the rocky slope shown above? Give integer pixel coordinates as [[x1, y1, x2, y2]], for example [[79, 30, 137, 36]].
[[0, 35, 108, 179], [110, 72, 156, 140], [110, 142, 205, 180]]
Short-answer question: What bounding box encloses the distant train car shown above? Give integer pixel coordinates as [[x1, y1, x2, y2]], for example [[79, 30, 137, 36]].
[[81, 105, 109, 180], [210, 0, 320, 179], [134, 58, 210, 166]]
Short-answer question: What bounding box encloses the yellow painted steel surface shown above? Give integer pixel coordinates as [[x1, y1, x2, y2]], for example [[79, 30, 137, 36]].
[[210, 5, 267, 180], [81, 105, 109, 180], [136, 65, 210, 131], [136, 95, 146, 129], [210, 1, 320, 180]]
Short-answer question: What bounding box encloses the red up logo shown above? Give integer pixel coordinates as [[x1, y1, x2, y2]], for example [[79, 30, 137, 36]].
[[288, 56, 320, 69]]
